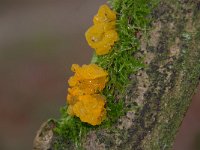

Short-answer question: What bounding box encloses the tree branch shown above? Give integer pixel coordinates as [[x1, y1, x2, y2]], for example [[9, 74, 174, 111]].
[[33, 0, 200, 149]]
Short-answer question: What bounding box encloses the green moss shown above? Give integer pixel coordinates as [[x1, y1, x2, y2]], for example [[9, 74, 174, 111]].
[[94, 0, 159, 127], [53, 0, 159, 149]]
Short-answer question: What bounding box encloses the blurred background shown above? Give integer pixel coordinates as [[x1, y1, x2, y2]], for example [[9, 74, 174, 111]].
[[0, 1, 199, 150]]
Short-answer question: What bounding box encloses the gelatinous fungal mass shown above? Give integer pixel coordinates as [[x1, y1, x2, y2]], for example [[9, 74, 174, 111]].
[[93, 4, 116, 24], [85, 4, 118, 55], [66, 5, 118, 126], [72, 94, 106, 126], [68, 64, 108, 95], [67, 64, 108, 125]]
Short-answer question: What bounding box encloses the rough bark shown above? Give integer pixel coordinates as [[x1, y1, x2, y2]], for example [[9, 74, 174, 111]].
[[33, 0, 200, 149]]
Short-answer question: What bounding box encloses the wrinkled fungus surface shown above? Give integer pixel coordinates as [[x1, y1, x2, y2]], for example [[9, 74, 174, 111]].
[[65, 5, 117, 127], [93, 4, 116, 24], [67, 64, 108, 125], [85, 4, 118, 55], [72, 95, 106, 126]]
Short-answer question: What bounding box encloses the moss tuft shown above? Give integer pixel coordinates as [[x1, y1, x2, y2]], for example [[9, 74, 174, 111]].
[[94, 0, 159, 129]]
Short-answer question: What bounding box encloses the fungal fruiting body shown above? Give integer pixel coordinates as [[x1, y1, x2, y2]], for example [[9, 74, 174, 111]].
[[67, 64, 108, 125], [71, 95, 106, 126], [93, 5, 116, 25], [68, 64, 108, 95], [66, 5, 118, 126], [85, 4, 118, 55]]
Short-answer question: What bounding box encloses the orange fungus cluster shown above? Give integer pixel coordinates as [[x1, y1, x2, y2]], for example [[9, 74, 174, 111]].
[[85, 4, 118, 55], [66, 5, 117, 126], [67, 64, 108, 125]]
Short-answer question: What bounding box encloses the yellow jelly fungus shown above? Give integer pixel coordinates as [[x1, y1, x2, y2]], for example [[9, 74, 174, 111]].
[[93, 4, 116, 25], [66, 5, 117, 125], [66, 64, 108, 125], [85, 24, 118, 55], [69, 64, 108, 83], [72, 94, 106, 126], [67, 64, 108, 104], [85, 4, 118, 55], [67, 77, 108, 106], [69, 78, 108, 94]]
